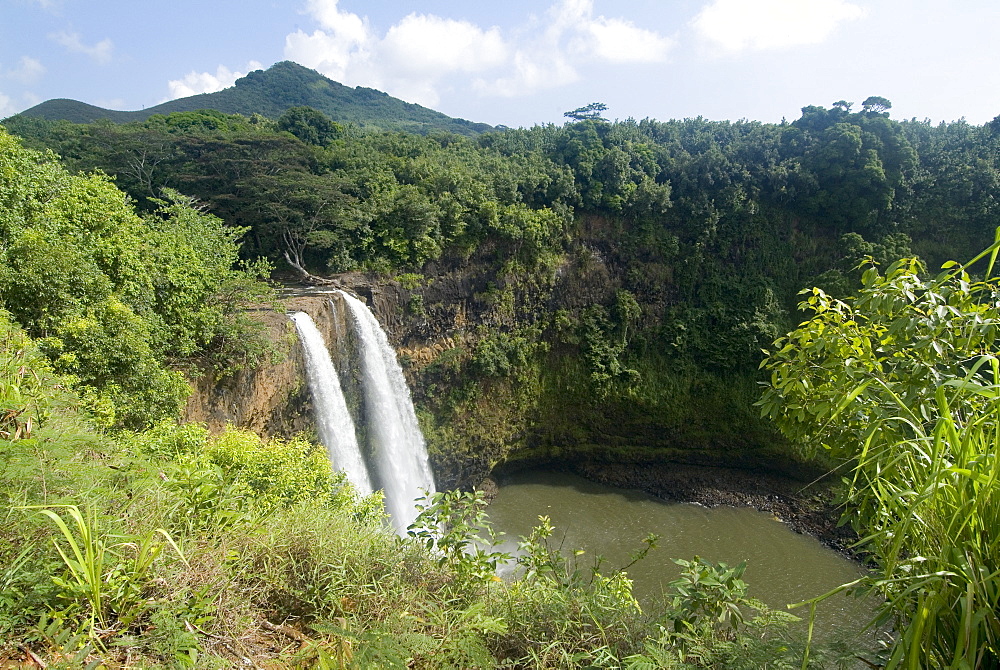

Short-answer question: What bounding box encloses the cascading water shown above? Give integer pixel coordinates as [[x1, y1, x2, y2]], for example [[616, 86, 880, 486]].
[[290, 311, 374, 496], [337, 290, 436, 533]]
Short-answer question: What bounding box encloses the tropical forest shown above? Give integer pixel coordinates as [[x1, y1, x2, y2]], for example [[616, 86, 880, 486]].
[[1, 62, 999, 668]]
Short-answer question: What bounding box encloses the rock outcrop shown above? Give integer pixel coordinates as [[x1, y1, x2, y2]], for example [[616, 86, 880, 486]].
[[184, 295, 332, 438]]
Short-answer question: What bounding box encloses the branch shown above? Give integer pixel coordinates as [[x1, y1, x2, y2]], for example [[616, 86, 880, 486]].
[[281, 249, 339, 286]]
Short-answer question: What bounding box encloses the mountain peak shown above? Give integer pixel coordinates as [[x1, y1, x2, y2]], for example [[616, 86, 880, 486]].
[[9, 61, 493, 136]]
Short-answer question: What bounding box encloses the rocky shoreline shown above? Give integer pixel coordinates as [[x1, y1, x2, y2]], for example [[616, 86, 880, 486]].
[[487, 460, 860, 556]]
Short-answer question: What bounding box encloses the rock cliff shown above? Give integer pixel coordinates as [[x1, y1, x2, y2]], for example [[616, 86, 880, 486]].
[[184, 295, 328, 439], [184, 230, 807, 491]]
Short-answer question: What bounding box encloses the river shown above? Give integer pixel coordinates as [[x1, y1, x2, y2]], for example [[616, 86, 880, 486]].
[[485, 469, 876, 643]]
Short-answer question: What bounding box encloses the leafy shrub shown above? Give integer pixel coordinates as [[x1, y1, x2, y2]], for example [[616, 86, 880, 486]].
[[760, 244, 1000, 668], [0, 128, 274, 429], [20, 504, 187, 643], [1, 312, 54, 443], [487, 516, 651, 666], [396, 273, 426, 290], [624, 557, 807, 670], [409, 489, 510, 600], [133, 423, 367, 516], [471, 328, 543, 380]]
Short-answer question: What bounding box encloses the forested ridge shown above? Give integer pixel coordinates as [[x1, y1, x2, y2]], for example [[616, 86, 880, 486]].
[[12, 61, 493, 136], [2, 96, 1000, 666]]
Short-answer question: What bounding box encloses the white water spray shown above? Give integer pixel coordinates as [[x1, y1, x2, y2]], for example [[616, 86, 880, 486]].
[[337, 290, 436, 532], [290, 311, 373, 495]]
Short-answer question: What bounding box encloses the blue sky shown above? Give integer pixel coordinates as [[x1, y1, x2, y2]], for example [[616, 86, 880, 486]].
[[3, 0, 1000, 128]]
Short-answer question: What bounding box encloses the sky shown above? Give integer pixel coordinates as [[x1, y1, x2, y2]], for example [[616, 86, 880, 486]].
[[2, 0, 1000, 129]]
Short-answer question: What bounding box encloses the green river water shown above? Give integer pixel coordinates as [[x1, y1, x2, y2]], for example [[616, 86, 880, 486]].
[[485, 470, 876, 643]]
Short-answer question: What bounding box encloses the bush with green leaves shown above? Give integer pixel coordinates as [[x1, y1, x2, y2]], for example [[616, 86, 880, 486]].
[[0, 126, 274, 429], [759, 242, 1000, 668], [204, 428, 354, 512], [1, 311, 56, 444], [485, 515, 652, 667], [408, 489, 510, 601], [759, 250, 1000, 460], [624, 557, 808, 670], [0, 312, 100, 502], [133, 422, 374, 518]]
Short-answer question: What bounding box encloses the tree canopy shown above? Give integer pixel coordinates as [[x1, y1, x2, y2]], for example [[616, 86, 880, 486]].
[[0, 127, 273, 429], [7, 99, 1000, 455], [564, 102, 609, 122]]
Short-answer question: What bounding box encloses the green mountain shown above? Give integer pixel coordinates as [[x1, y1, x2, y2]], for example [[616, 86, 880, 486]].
[[10, 61, 494, 135]]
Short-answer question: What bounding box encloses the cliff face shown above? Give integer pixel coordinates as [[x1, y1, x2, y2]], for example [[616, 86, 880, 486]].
[[183, 226, 803, 492], [182, 278, 515, 490], [372, 226, 801, 488], [182, 287, 432, 461], [184, 296, 329, 438]]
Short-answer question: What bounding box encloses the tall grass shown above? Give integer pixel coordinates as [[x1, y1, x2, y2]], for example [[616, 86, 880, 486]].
[[841, 372, 1000, 669], [790, 364, 1000, 669], [19, 504, 188, 645], [759, 239, 1000, 668]]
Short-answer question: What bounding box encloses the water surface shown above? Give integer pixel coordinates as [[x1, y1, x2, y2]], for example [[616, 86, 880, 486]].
[[486, 470, 874, 641]]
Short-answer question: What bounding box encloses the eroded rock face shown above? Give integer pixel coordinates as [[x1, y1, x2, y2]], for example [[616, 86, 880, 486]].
[[184, 295, 337, 438], [182, 278, 487, 489], [183, 237, 804, 494]]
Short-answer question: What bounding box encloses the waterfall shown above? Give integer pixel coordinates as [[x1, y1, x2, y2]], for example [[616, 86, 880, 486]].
[[337, 290, 436, 533], [290, 311, 374, 496]]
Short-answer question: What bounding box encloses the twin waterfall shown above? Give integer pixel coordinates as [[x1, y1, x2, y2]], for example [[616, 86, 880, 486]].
[[290, 312, 374, 496], [290, 291, 435, 533]]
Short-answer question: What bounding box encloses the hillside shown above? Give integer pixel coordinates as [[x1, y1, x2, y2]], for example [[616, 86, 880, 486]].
[[9, 61, 493, 136]]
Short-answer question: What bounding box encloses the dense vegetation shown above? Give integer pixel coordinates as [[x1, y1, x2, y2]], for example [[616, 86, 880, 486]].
[[0, 130, 843, 665], [0, 127, 274, 430], [0, 328, 846, 666], [12, 97, 1000, 477], [4, 93, 1000, 666], [760, 248, 1000, 668]]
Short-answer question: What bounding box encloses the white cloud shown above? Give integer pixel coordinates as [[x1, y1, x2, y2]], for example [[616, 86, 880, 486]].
[[692, 0, 867, 53], [586, 17, 674, 63], [283, 0, 673, 106], [555, 0, 673, 63], [165, 61, 264, 100], [0, 88, 38, 118], [0, 57, 45, 117], [3, 56, 46, 84], [482, 0, 674, 98], [49, 31, 114, 64], [304, 0, 369, 38], [285, 0, 373, 82], [0, 91, 15, 118], [481, 50, 580, 98], [381, 14, 508, 76], [284, 30, 368, 85]]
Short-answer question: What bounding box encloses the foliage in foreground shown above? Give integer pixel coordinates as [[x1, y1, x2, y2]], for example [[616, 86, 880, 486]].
[[1, 331, 855, 668], [760, 242, 1000, 668], [2, 484, 844, 669], [0, 126, 275, 430]]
